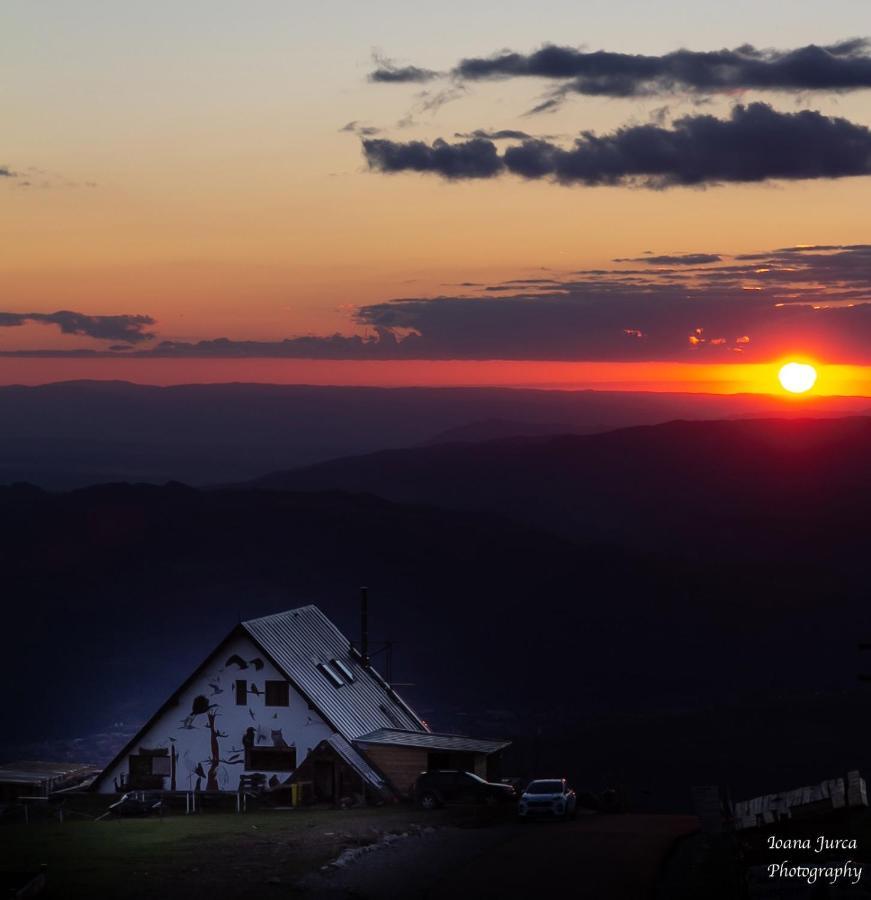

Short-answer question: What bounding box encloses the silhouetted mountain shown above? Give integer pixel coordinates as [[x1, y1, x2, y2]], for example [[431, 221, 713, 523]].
[[253, 416, 871, 566], [4, 437, 871, 806], [2, 380, 869, 488], [1, 482, 648, 753], [422, 418, 589, 444]]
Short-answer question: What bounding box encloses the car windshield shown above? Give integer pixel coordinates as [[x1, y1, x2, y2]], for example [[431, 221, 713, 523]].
[[526, 780, 563, 794]]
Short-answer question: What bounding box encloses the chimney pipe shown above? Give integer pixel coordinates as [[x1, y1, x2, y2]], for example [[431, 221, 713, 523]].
[[360, 586, 369, 668]]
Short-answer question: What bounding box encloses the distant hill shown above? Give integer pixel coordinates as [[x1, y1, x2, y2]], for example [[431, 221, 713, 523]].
[[2, 477, 868, 807], [6, 411, 871, 804], [2, 379, 869, 488], [422, 418, 590, 444], [253, 416, 871, 566], [0, 483, 644, 753]]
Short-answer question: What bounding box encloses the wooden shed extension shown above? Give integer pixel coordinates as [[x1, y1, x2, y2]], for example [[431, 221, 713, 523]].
[[354, 729, 511, 798]]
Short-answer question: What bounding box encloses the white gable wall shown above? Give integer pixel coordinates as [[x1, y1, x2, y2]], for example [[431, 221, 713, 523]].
[[98, 633, 333, 793]]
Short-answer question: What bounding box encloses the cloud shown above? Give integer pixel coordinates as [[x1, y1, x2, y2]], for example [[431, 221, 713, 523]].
[[0, 311, 156, 343], [454, 128, 536, 140], [6, 246, 871, 364], [368, 53, 441, 84], [614, 253, 722, 265], [340, 120, 382, 137], [363, 137, 503, 179], [0, 165, 98, 190], [454, 39, 871, 98], [363, 103, 871, 187]]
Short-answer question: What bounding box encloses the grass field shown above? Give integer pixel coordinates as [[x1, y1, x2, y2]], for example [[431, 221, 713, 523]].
[[0, 804, 470, 899]]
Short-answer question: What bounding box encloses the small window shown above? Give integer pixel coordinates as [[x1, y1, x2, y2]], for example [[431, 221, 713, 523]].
[[332, 659, 355, 682], [317, 663, 344, 688], [235, 680, 247, 706], [246, 746, 297, 771], [265, 680, 289, 706]]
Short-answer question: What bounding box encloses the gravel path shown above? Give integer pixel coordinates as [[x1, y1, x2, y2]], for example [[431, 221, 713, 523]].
[[295, 814, 698, 900], [295, 823, 519, 899]]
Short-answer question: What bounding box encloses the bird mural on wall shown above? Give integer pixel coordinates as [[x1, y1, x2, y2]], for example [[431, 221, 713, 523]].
[[226, 655, 265, 670], [190, 694, 215, 716], [208, 681, 224, 696]]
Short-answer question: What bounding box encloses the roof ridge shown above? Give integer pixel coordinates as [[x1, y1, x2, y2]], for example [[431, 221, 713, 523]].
[[242, 604, 320, 626]]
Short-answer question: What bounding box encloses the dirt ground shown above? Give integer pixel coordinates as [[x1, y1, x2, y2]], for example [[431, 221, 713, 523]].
[[0, 804, 697, 899], [0, 805, 462, 899], [300, 812, 699, 900]]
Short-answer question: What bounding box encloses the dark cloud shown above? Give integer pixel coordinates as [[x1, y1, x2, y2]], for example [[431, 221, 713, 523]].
[[453, 39, 871, 98], [363, 137, 503, 179], [454, 128, 536, 140], [0, 311, 156, 343], [614, 253, 722, 265], [5, 246, 871, 363], [0, 166, 15, 178], [364, 103, 871, 187], [368, 53, 441, 84]]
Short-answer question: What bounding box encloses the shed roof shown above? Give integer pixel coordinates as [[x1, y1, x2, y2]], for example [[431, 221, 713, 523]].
[[243, 606, 426, 741], [355, 728, 510, 754], [0, 761, 100, 787]]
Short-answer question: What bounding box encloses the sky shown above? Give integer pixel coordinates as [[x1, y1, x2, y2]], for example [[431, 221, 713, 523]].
[[3, 0, 871, 393]]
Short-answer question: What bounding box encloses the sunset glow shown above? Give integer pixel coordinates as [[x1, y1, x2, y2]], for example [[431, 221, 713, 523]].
[[778, 362, 818, 394], [3, 3, 871, 395]]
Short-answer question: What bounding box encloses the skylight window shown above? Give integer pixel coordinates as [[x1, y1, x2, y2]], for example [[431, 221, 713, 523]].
[[317, 662, 345, 688], [332, 659, 355, 682]]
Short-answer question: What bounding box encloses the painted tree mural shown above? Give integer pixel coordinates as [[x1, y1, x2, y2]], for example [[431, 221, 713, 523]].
[[206, 711, 221, 791]]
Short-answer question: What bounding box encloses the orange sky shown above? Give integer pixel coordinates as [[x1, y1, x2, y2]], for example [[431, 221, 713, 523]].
[[1, 358, 868, 397], [3, 2, 871, 393]]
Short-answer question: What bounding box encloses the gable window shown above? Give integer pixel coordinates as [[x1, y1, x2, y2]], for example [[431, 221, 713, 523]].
[[317, 662, 344, 688], [235, 680, 247, 706], [265, 680, 289, 706], [245, 745, 297, 771], [332, 659, 355, 682]]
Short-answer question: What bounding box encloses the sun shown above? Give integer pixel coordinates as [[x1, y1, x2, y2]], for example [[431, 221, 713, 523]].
[[778, 361, 818, 394]]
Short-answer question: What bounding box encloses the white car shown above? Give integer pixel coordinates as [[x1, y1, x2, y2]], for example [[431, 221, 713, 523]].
[[517, 778, 577, 820]]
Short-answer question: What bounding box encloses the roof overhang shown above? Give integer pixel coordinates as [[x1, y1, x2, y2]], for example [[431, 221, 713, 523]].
[[355, 728, 510, 754]]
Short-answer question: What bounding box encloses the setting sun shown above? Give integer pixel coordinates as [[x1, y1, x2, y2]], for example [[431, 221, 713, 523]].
[[778, 362, 818, 394]]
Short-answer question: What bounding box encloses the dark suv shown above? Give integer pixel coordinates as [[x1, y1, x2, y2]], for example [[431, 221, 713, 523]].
[[414, 770, 516, 809]]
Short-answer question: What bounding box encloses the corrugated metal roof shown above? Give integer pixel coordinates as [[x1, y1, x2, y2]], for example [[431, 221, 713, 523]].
[[355, 728, 511, 754], [324, 734, 389, 793], [0, 761, 99, 785], [243, 606, 426, 741]]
